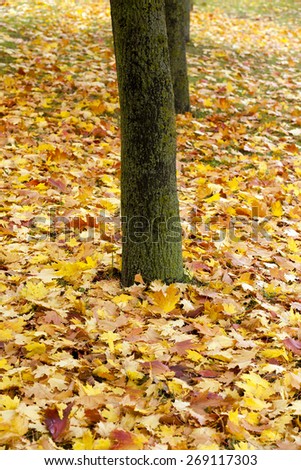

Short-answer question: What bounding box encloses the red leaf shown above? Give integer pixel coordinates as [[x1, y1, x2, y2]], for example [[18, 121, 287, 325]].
[[92, 126, 107, 138], [199, 369, 219, 378], [85, 408, 101, 425], [171, 339, 196, 355], [44, 403, 73, 441], [111, 429, 136, 450], [189, 261, 211, 272], [141, 360, 170, 376], [48, 177, 68, 193], [26, 179, 40, 187], [283, 338, 301, 355]]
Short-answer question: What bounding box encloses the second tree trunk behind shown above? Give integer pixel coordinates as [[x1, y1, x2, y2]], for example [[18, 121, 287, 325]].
[[165, 0, 190, 114]]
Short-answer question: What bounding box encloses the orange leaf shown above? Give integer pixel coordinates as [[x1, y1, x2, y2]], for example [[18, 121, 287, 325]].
[[149, 284, 180, 313]]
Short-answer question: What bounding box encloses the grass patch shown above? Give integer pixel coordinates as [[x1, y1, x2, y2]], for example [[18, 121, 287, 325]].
[[195, 0, 301, 25]]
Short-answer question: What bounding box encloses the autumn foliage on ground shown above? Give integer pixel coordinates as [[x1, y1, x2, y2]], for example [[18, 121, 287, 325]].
[[1, 0, 301, 450]]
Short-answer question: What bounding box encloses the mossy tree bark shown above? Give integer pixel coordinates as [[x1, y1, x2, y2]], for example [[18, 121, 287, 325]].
[[165, 0, 190, 114], [110, 0, 184, 287], [184, 0, 191, 42]]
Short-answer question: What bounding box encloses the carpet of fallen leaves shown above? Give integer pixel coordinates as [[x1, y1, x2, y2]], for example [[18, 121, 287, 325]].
[[1, 0, 301, 451]]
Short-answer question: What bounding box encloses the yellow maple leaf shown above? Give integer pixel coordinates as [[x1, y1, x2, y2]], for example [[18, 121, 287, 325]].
[[84, 384, 105, 396], [0, 412, 28, 444], [243, 396, 267, 411], [222, 303, 237, 315], [52, 256, 97, 281], [126, 369, 145, 382], [29, 254, 49, 265], [93, 364, 113, 380], [25, 342, 46, 358], [237, 272, 253, 285], [66, 237, 80, 248], [245, 411, 260, 425], [0, 376, 22, 391], [203, 98, 213, 107], [20, 280, 48, 301], [264, 283, 282, 296], [10, 318, 25, 333], [198, 443, 220, 450], [150, 284, 180, 313], [287, 237, 298, 253], [233, 442, 256, 450], [99, 198, 119, 212], [77, 186, 93, 204], [261, 348, 289, 361], [0, 395, 20, 410], [187, 350, 204, 363], [85, 256, 98, 269], [206, 192, 220, 203], [204, 301, 223, 321], [228, 177, 242, 192], [228, 410, 239, 424], [237, 372, 273, 400], [101, 331, 121, 354], [271, 200, 284, 217], [101, 405, 119, 423], [208, 351, 232, 362], [73, 430, 111, 450], [93, 438, 111, 450], [0, 283, 6, 293], [227, 409, 246, 440], [0, 330, 13, 341], [100, 174, 114, 186], [60, 110, 70, 118], [288, 309, 301, 326], [0, 359, 12, 371], [38, 142, 55, 152], [226, 81, 234, 93], [167, 378, 191, 396], [260, 429, 282, 442], [112, 294, 133, 306]]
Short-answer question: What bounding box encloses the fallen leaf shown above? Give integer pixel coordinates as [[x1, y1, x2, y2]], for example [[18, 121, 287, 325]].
[[44, 402, 73, 441]]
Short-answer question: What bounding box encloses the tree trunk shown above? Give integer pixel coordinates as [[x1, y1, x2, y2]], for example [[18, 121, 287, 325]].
[[110, 0, 184, 287], [165, 0, 190, 114], [184, 0, 191, 42]]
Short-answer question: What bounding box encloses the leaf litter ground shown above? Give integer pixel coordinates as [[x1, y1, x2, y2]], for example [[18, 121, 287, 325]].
[[1, 0, 301, 450]]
